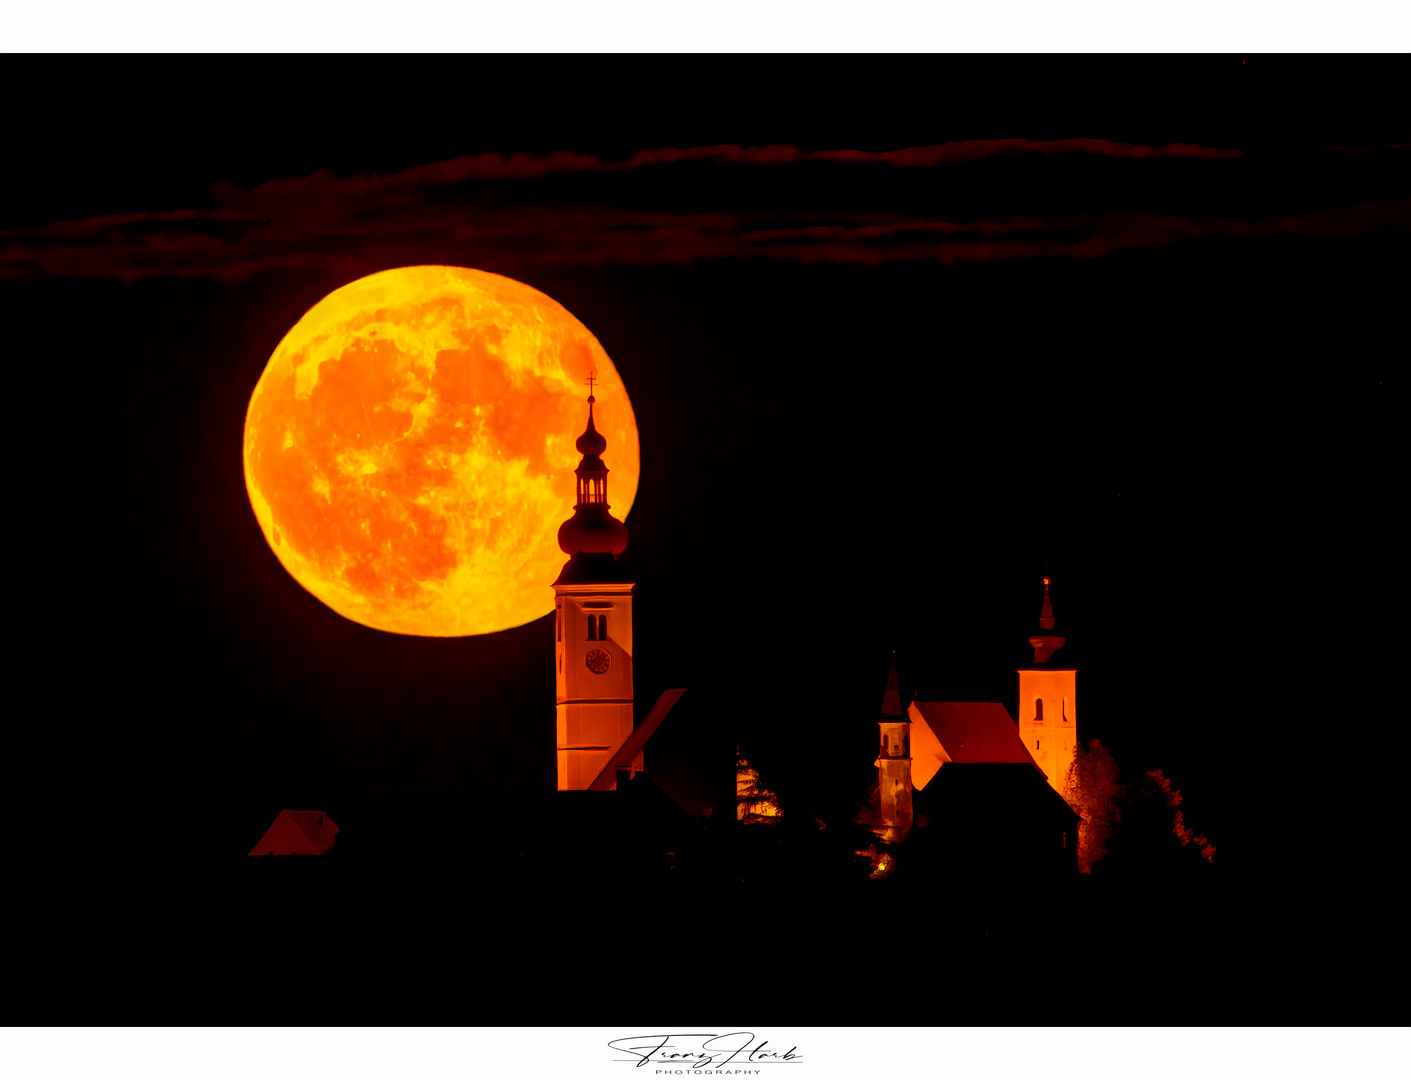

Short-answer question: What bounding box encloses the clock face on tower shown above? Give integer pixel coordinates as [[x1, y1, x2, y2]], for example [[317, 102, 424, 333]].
[[585, 648, 611, 675]]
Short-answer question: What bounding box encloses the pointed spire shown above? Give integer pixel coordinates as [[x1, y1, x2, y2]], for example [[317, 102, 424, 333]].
[[881, 649, 907, 718], [1039, 575, 1056, 630], [1028, 570, 1066, 663]]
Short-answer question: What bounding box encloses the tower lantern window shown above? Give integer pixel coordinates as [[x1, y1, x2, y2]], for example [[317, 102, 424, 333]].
[[576, 474, 605, 504], [576, 474, 607, 505]]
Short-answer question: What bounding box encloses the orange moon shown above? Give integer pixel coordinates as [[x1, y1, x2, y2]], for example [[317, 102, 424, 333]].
[[242, 266, 639, 636]]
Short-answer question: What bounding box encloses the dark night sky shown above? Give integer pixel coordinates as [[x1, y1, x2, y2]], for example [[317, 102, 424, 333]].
[[2, 56, 1406, 1022]]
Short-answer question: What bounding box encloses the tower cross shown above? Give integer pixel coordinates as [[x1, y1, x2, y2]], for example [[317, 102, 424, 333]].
[[585, 372, 598, 398]]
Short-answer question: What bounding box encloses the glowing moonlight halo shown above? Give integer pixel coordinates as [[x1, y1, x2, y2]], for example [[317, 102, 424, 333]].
[[243, 266, 639, 636]]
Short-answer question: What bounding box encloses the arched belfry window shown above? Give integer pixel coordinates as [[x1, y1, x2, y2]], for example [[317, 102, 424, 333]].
[[1034, 698, 1044, 724], [1063, 696, 1069, 722], [598, 614, 608, 640], [578, 475, 606, 505], [587, 615, 597, 641]]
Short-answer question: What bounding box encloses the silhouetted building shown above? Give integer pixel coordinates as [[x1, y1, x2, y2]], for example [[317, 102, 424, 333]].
[[330, 776, 703, 880], [915, 763, 1080, 881]]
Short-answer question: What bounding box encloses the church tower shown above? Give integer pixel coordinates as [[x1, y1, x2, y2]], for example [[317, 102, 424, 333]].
[[553, 381, 636, 791], [875, 650, 913, 842], [1017, 575, 1078, 797]]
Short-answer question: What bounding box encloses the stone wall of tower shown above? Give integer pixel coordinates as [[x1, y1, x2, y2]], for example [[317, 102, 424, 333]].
[[1017, 667, 1078, 796], [876, 720, 913, 841], [555, 584, 635, 790]]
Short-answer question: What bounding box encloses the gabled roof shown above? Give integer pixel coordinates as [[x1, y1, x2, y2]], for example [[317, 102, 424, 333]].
[[907, 701, 1038, 789], [588, 689, 686, 791], [248, 809, 339, 855]]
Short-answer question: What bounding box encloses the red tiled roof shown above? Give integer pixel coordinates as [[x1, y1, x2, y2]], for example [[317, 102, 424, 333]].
[[908, 701, 1037, 789], [248, 809, 339, 855]]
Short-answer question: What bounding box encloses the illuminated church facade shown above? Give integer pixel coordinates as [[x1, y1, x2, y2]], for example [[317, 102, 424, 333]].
[[870, 577, 1080, 863]]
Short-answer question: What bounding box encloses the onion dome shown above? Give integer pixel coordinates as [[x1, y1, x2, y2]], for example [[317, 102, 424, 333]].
[[558, 506, 628, 557], [575, 401, 608, 457], [557, 392, 629, 558]]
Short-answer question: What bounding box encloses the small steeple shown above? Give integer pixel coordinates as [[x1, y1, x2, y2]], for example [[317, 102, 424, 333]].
[[1038, 575, 1056, 630], [881, 649, 908, 718], [1028, 571, 1066, 664]]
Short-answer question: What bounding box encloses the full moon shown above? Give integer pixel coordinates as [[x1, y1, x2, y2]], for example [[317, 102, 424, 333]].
[[243, 266, 639, 636]]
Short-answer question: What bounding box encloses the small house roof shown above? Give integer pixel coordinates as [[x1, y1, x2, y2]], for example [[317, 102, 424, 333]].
[[248, 809, 339, 855]]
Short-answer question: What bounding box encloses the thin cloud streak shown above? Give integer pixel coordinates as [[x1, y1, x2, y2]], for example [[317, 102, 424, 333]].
[[3, 141, 1407, 283], [213, 138, 1249, 194]]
